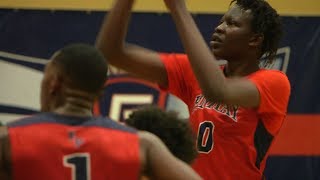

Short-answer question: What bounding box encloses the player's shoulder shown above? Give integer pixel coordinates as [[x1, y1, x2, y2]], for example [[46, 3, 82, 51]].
[[254, 69, 287, 76], [137, 131, 163, 149], [83, 117, 137, 134], [249, 69, 291, 93], [250, 69, 290, 83], [0, 126, 8, 138], [137, 131, 159, 141], [7, 113, 52, 128], [7, 113, 137, 134]]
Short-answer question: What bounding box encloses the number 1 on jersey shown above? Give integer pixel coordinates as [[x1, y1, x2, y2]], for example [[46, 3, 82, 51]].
[[63, 153, 91, 180], [197, 121, 215, 153]]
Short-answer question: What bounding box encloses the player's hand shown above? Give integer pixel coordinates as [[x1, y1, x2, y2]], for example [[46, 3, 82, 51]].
[[163, 0, 187, 11]]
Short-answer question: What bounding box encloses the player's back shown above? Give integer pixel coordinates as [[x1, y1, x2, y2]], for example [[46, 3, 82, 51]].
[[7, 112, 140, 180]]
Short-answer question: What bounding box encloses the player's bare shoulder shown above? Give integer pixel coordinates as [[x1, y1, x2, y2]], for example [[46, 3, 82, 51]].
[[138, 131, 162, 146], [137, 131, 163, 158], [136, 131, 161, 177], [0, 126, 10, 180], [0, 126, 8, 139]]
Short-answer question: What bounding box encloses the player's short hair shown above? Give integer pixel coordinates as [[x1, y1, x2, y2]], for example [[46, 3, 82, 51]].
[[125, 106, 198, 164], [231, 0, 283, 61], [52, 43, 108, 93]]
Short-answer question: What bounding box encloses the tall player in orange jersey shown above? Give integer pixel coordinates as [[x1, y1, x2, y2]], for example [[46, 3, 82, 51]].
[[0, 44, 201, 180], [96, 0, 291, 179]]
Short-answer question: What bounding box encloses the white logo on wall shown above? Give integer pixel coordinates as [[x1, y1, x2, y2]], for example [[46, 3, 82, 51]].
[[0, 51, 47, 124], [260, 46, 291, 73]]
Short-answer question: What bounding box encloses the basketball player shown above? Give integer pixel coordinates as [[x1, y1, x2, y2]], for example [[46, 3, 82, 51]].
[[96, 0, 291, 179], [125, 106, 197, 164], [0, 44, 201, 180]]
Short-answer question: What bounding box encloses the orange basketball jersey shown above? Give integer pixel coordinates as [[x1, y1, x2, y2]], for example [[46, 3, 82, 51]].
[[159, 53, 290, 180]]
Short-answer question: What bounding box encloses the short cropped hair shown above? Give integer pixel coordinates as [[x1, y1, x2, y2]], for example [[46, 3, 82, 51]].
[[52, 43, 108, 93]]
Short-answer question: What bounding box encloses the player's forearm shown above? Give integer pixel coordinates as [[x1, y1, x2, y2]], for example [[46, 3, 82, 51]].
[[169, 6, 227, 102], [96, 0, 134, 59]]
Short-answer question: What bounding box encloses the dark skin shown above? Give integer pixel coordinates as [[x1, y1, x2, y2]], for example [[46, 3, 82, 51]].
[[96, 0, 264, 108], [0, 52, 201, 180]]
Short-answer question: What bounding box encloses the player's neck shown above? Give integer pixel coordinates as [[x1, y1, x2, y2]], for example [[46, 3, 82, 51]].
[[224, 56, 260, 77], [53, 97, 93, 117]]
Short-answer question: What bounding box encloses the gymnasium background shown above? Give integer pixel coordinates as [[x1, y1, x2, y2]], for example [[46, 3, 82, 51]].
[[0, 0, 319, 179]]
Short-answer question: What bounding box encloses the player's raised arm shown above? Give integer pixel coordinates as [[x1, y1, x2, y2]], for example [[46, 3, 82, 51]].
[[138, 131, 201, 180], [164, 0, 264, 108], [96, 0, 168, 87]]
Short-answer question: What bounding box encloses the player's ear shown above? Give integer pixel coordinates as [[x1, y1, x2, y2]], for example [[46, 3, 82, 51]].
[[249, 33, 264, 48], [49, 74, 63, 95]]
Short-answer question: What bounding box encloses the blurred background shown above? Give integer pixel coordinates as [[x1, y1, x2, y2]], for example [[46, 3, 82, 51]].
[[0, 0, 319, 179]]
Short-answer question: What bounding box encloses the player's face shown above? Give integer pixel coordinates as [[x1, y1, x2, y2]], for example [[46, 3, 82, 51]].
[[210, 4, 254, 60]]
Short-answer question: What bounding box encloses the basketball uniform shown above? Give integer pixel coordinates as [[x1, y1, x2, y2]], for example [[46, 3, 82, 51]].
[[159, 53, 291, 180], [8, 112, 140, 180]]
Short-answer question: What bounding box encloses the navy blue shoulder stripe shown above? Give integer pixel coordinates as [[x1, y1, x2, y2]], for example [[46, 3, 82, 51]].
[[7, 113, 136, 133], [82, 116, 137, 133]]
